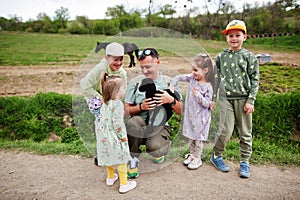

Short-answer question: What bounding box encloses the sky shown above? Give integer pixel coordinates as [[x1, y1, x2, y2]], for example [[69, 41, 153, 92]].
[[0, 0, 292, 21]]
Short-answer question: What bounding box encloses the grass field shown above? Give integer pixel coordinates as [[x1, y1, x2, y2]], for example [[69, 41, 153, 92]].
[[0, 31, 299, 66], [0, 32, 106, 65]]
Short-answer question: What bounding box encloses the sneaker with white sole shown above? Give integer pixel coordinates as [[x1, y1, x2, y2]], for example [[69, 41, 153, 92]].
[[187, 158, 202, 170], [152, 156, 165, 164], [106, 173, 118, 186], [183, 154, 193, 166], [119, 180, 137, 194], [210, 152, 229, 172], [127, 157, 139, 178], [239, 161, 250, 178]]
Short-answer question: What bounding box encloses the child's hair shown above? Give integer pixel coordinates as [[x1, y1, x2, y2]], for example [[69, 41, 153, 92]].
[[101, 72, 123, 105], [193, 54, 214, 87]]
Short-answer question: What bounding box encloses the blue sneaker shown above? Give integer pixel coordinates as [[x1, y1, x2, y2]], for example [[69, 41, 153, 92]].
[[239, 162, 250, 178], [210, 152, 229, 172]]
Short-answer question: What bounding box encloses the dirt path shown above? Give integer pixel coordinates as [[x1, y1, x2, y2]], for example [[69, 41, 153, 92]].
[[0, 52, 299, 97], [1, 151, 300, 200]]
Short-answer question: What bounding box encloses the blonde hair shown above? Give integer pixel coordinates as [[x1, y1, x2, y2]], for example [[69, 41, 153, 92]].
[[101, 72, 123, 105], [193, 54, 214, 87]]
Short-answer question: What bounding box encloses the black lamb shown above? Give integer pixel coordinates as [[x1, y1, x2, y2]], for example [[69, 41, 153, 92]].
[[138, 78, 179, 127]]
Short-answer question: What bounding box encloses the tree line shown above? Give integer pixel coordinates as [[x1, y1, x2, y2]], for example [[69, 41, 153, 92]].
[[0, 0, 299, 40]]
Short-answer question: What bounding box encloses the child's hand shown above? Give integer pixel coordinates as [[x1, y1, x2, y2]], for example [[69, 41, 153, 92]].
[[192, 88, 198, 96], [244, 103, 254, 115], [210, 101, 215, 110], [121, 137, 127, 142]]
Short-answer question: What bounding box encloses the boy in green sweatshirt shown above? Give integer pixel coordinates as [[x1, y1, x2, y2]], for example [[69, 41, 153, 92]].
[[210, 20, 259, 178]]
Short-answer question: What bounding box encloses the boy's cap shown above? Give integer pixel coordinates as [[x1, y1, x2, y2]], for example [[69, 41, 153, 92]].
[[222, 20, 247, 35], [106, 42, 124, 56]]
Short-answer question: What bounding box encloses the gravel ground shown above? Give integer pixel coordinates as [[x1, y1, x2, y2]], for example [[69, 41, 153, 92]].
[[1, 151, 300, 200]]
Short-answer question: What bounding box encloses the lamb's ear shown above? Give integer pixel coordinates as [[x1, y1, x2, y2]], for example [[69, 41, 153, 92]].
[[139, 84, 147, 92]]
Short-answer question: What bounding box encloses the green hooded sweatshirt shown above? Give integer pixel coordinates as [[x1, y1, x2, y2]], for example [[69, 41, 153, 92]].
[[213, 48, 259, 105]]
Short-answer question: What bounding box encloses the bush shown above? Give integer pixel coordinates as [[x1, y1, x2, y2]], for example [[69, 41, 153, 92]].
[[0, 91, 299, 147], [0, 92, 72, 142], [68, 22, 89, 34], [61, 127, 80, 143], [253, 90, 300, 144]]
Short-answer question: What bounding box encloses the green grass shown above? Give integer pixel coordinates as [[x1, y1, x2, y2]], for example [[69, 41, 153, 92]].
[[0, 32, 106, 65], [1, 137, 299, 166], [245, 34, 300, 52], [221, 138, 300, 166], [0, 139, 90, 157], [259, 64, 300, 93], [0, 32, 299, 66]]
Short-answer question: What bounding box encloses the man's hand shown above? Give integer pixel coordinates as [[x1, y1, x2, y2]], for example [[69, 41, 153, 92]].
[[140, 98, 157, 110], [153, 90, 173, 106]]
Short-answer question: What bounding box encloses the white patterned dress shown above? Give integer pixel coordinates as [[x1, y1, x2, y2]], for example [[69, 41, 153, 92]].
[[96, 99, 131, 166], [172, 74, 213, 141]]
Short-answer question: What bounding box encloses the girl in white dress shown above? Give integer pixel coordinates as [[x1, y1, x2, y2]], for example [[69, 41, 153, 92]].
[[170, 54, 214, 169], [96, 73, 137, 193]]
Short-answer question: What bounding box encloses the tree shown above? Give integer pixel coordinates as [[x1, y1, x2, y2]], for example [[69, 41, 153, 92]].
[[76, 15, 93, 34], [92, 19, 120, 35], [266, 1, 286, 33], [105, 5, 127, 18], [54, 6, 70, 29], [275, 0, 298, 9], [159, 4, 176, 18], [68, 21, 89, 34], [0, 15, 23, 31], [105, 5, 142, 32], [34, 12, 54, 33], [41, 15, 57, 33]]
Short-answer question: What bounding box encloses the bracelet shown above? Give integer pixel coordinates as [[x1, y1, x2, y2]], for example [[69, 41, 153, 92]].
[[139, 103, 144, 111]]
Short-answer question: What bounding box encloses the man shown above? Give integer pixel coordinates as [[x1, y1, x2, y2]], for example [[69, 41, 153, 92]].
[[124, 48, 183, 178]]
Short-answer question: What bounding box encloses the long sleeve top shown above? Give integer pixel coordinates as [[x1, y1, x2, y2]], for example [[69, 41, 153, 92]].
[[171, 74, 212, 141], [213, 48, 260, 105], [80, 58, 127, 99], [96, 99, 131, 166]]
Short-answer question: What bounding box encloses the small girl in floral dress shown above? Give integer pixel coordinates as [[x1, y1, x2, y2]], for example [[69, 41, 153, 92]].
[[96, 73, 137, 193], [170, 54, 214, 169]]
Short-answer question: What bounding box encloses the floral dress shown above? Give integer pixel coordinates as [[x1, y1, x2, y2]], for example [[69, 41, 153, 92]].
[[96, 99, 131, 166], [172, 74, 213, 141]]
